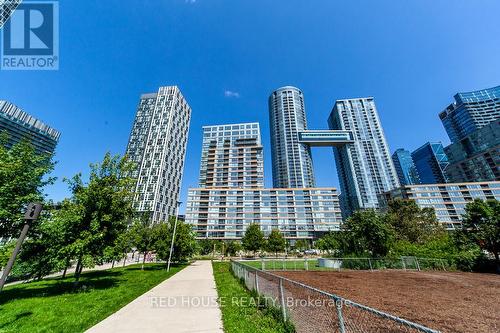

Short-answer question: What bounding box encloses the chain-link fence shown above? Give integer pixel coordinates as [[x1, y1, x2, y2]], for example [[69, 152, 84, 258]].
[[244, 256, 449, 272], [232, 260, 441, 333]]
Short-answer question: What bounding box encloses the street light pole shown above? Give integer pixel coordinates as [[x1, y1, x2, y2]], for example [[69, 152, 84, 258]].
[[0, 203, 43, 292], [167, 201, 181, 272]]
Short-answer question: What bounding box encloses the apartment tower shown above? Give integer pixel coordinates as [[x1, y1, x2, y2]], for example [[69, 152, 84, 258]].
[[126, 86, 191, 222], [268, 86, 315, 188]]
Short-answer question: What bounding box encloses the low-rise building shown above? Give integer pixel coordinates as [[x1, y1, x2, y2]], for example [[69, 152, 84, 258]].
[[379, 181, 500, 229], [186, 187, 342, 240]]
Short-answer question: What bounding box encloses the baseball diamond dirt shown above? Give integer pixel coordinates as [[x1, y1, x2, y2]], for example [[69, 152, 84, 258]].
[[275, 270, 500, 333]]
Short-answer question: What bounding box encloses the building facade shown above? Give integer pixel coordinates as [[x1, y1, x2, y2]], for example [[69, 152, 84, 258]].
[[0, 100, 60, 155], [199, 123, 264, 188], [327, 97, 400, 217], [392, 148, 420, 185], [445, 120, 500, 182], [379, 181, 500, 230], [186, 187, 342, 240], [439, 85, 500, 143], [186, 121, 342, 240], [126, 86, 191, 223], [268, 86, 315, 188], [411, 142, 449, 184]]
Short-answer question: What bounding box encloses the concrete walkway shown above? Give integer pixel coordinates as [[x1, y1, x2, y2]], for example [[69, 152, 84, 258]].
[[86, 261, 224, 333]]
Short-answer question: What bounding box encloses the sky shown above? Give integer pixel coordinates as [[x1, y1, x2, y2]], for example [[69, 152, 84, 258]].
[[1, 0, 499, 213]]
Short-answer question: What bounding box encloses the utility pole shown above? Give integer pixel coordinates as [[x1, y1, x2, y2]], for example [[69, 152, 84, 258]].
[[167, 201, 181, 272], [0, 203, 43, 292]]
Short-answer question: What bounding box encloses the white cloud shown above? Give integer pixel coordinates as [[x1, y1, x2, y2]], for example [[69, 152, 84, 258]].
[[224, 90, 240, 98]]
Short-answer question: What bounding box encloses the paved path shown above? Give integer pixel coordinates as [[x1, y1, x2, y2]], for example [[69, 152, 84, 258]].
[[86, 261, 224, 333], [4, 254, 148, 287]]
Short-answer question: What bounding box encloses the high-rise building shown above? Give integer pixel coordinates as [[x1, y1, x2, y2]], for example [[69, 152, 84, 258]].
[[379, 181, 500, 230], [439, 85, 500, 143], [0, 100, 60, 155], [445, 120, 500, 182], [269, 86, 315, 188], [392, 148, 420, 185], [126, 86, 191, 223], [186, 121, 342, 240], [328, 97, 400, 217], [199, 123, 264, 188], [0, 0, 21, 27], [411, 142, 449, 184]]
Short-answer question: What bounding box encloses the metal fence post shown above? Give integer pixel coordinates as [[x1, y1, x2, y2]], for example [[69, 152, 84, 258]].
[[415, 258, 421, 271], [401, 257, 406, 270], [255, 271, 259, 293], [305, 258, 308, 271], [335, 297, 346, 333], [282, 258, 285, 270], [279, 278, 287, 322], [368, 258, 373, 271]]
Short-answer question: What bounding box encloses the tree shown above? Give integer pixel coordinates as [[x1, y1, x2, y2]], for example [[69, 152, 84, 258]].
[[17, 205, 69, 280], [224, 241, 242, 257], [461, 199, 500, 272], [198, 239, 215, 256], [342, 210, 394, 257], [0, 137, 55, 239], [266, 229, 286, 257], [242, 223, 264, 256], [315, 232, 341, 255], [385, 199, 444, 244], [59, 153, 135, 281], [294, 239, 310, 252], [129, 219, 155, 270], [153, 216, 197, 265]]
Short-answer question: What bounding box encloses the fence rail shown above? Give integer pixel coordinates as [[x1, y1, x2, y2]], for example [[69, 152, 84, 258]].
[[231, 259, 441, 333], [241, 256, 450, 272]]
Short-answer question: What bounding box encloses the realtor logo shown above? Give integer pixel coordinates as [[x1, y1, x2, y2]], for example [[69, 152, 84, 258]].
[[1, 0, 58, 70]]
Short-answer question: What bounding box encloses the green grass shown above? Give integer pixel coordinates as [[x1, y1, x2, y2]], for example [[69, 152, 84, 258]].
[[212, 262, 294, 333], [0, 263, 186, 333], [244, 259, 318, 271]]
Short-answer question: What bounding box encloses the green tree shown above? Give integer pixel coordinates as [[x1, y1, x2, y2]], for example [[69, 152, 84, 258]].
[[153, 216, 197, 264], [17, 204, 70, 280], [224, 241, 242, 257], [198, 239, 215, 256], [315, 232, 341, 255], [129, 219, 155, 270], [342, 210, 394, 257], [294, 239, 309, 252], [384, 199, 444, 244], [242, 223, 264, 256], [460, 199, 500, 272], [59, 153, 135, 281], [0, 137, 55, 239], [266, 229, 286, 257]]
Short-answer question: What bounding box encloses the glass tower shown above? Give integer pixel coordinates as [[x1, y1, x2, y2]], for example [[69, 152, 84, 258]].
[[392, 148, 420, 185], [445, 120, 500, 182], [126, 86, 191, 223], [328, 97, 400, 217], [0, 100, 60, 155], [439, 85, 500, 143], [268, 86, 315, 188], [411, 142, 449, 184], [199, 123, 264, 188]]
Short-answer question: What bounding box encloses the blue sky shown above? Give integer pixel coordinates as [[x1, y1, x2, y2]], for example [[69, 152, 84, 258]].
[[1, 0, 499, 213]]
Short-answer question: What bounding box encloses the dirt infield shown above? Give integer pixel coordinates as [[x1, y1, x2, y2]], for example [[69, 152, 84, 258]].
[[276, 270, 500, 333]]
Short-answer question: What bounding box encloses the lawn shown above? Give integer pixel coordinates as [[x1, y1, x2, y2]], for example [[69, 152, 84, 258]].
[[212, 262, 294, 333], [0, 263, 186, 333]]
